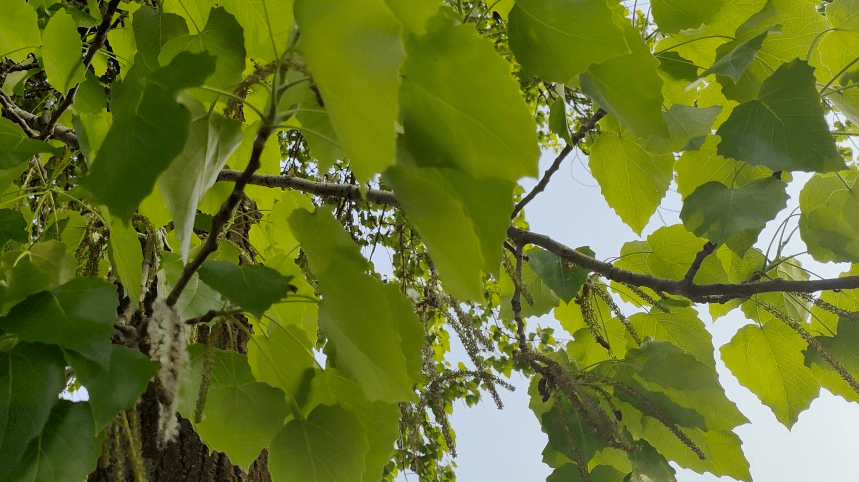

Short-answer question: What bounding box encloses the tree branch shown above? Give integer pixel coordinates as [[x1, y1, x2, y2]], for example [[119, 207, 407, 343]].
[[166, 125, 274, 306], [38, 0, 122, 140], [680, 241, 717, 291], [510, 108, 606, 219], [0, 88, 80, 149]]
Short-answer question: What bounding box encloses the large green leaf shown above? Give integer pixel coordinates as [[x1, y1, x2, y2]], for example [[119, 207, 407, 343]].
[[8, 401, 104, 482], [652, 0, 724, 34], [799, 170, 859, 263], [0, 209, 28, 246], [400, 17, 539, 181], [179, 345, 290, 469], [158, 7, 247, 100], [220, 0, 293, 61], [655, 104, 721, 153], [580, 24, 669, 140], [306, 369, 402, 482], [680, 176, 788, 254], [41, 9, 87, 94], [717, 59, 843, 172], [721, 320, 819, 428], [248, 323, 317, 409], [507, 0, 628, 83], [385, 152, 514, 301], [158, 252, 224, 320], [0, 278, 116, 367], [131, 7, 190, 72], [527, 246, 593, 303], [269, 404, 368, 482], [740, 261, 810, 327], [589, 121, 675, 235], [157, 107, 243, 262], [0, 0, 39, 62], [675, 135, 773, 200], [295, 0, 403, 182], [82, 52, 216, 222], [288, 209, 422, 403], [381, 0, 439, 35], [65, 345, 157, 430], [699, 25, 781, 82], [0, 343, 65, 481], [0, 117, 62, 170], [196, 260, 293, 320]]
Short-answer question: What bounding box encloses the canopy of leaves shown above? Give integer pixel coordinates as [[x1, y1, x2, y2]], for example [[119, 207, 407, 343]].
[[2, 1, 859, 482]]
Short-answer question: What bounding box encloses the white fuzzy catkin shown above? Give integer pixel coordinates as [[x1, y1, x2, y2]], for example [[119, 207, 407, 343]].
[[148, 298, 188, 448]]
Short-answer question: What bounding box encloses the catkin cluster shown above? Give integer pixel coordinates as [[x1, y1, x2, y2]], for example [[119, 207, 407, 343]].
[[148, 298, 188, 448]]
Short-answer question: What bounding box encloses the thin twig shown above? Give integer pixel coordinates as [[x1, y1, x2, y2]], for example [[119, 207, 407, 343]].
[[681, 241, 717, 290], [511, 108, 606, 219]]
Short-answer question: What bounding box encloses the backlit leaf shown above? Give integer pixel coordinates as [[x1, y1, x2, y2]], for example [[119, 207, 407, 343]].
[[675, 135, 773, 200], [799, 169, 859, 263], [220, 0, 293, 61], [652, 0, 724, 34], [41, 9, 87, 94], [804, 318, 859, 404], [131, 7, 190, 72], [295, 0, 403, 182], [507, 0, 628, 83], [248, 323, 317, 409], [107, 215, 143, 308], [699, 25, 781, 82], [401, 17, 539, 181], [0, 0, 40, 62], [721, 320, 818, 428], [269, 404, 368, 482], [528, 246, 593, 303]]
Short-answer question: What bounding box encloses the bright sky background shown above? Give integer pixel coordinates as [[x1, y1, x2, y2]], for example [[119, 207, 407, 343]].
[[435, 148, 859, 482]]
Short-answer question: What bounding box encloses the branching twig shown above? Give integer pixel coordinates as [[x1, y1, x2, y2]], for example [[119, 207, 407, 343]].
[[510, 108, 606, 219], [37, 0, 123, 140], [680, 241, 717, 291]]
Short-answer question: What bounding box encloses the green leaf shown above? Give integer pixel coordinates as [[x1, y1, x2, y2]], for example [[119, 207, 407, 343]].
[[294, 0, 403, 182], [680, 176, 788, 254], [197, 260, 293, 320], [400, 17, 539, 181], [0, 278, 116, 367], [8, 401, 104, 482], [71, 71, 108, 115], [500, 252, 560, 321], [306, 369, 402, 482], [0, 0, 40, 62], [589, 122, 675, 234], [82, 52, 217, 222], [549, 97, 573, 144], [541, 401, 605, 467], [0, 117, 62, 170], [64, 345, 156, 430], [799, 169, 859, 263], [675, 135, 774, 200], [269, 404, 368, 482], [289, 209, 423, 403], [381, 0, 439, 35], [717, 60, 843, 172], [0, 209, 28, 245], [627, 307, 715, 368], [384, 151, 514, 301], [651, 0, 723, 34], [580, 25, 669, 140], [548, 464, 626, 482], [507, 0, 628, 83], [41, 9, 87, 94], [0, 343, 65, 481], [178, 345, 290, 469], [248, 323, 317, 409], [131, 7, 190, 72], [699, 25, 781, 82], [107, 215, 142, 308], [741, 261, 810, 327], [158, 7, 247, 101], [220, 0, 293, 61], [721, 320, 819, 428], [657, 104, 721, 152], [157, 107, 243, 262], [528, 246, 593, 303]]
